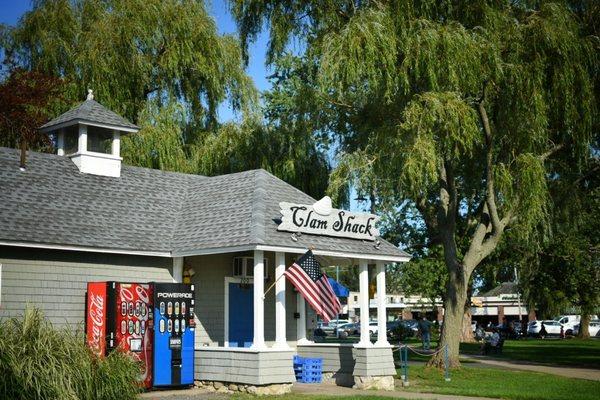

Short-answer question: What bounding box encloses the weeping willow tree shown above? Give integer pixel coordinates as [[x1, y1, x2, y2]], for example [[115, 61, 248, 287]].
[[230, 0, 597, 366], [1, 0, 331, 198], [2, 0, 256, 129]]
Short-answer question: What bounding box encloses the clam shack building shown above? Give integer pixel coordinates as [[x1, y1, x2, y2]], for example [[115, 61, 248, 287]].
[[0, 94, 410, 392]]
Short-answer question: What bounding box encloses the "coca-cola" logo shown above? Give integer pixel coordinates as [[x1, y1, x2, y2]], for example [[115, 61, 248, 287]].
[[88, 293, 105, 354]]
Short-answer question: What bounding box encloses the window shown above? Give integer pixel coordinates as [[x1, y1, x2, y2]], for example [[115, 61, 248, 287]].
[[87, 126, 113, 154], [233, 258, 244, 277], [232, 257, 268, 278], [64, 125, 79, 154]]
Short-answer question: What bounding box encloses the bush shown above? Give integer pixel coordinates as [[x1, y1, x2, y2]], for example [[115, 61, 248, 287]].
[[0, 306, 141, 400]]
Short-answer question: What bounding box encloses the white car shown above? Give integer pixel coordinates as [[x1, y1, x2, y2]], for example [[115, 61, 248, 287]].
[[554, 315, 580, 335], [527, 320, 564, 337], [573, 320, 600, 337], [553, 315, 598, 335], [330, 319, 350, 327], [318, 319, 349, 334], [357, 321, 379, 335]]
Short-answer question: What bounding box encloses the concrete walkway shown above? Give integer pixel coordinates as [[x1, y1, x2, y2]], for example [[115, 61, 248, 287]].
[[294, 382, 501, 400], [141, 384, 501, 400], [463, 355, 600, 381]]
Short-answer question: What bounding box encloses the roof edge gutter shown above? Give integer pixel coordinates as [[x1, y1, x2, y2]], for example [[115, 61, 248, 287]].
[[39, 119, 139, 133], [254, 244, 411, 263], [173, 244, 410, 263], [0, 240, 171, 258], [0, 241, 411, 263]]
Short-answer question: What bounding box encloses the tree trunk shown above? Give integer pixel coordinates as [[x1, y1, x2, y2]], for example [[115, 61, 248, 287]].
[[578, 311, 591, 339], [19, 137, 27, 170], [461, 307, 475, 342], [428, 269, 467, 368]]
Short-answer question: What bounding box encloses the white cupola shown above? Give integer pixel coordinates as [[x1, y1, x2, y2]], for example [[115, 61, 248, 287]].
[[39, 89, 139, 177]]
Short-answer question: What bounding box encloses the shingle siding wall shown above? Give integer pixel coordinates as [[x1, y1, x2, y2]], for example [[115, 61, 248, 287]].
[[189, 253, 227, 345], [0, 247, 308, 345], [0, 247, 173, 327], [297, 344, 355, 374], [195, 349, 295, 385], [352, 347, 397, 376]]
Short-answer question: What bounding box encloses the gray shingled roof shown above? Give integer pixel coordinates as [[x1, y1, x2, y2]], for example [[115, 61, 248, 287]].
[[0, 147, 409, 261], [39, 99, 139, 131], [479, 282, 518, 297]]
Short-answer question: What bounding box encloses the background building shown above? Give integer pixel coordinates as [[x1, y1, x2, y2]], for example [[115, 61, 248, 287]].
[[347, 281, 531, 325]]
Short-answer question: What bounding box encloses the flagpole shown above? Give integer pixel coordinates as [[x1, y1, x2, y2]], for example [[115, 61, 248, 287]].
[[262, 273, 285, 299]]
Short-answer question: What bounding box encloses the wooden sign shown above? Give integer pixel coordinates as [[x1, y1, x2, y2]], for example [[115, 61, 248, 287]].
[[278, 202, 380, 241]]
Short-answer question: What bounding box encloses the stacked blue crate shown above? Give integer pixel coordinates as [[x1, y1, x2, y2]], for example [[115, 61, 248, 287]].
[[293, 355, 323, 383]]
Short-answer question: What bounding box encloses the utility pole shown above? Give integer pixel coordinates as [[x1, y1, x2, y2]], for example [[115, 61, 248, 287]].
[[514, 266, 523, 322]]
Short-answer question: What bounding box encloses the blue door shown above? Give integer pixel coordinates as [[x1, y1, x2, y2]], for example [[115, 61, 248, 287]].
[[228, 282, 253, 347]]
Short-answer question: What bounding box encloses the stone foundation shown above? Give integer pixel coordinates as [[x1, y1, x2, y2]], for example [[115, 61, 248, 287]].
[[321, 371, 355, 387], [196, 380, 293, 395], [353, 375, 395, 391]]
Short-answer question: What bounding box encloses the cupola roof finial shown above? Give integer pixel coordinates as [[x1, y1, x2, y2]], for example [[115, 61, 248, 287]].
[[86, 89, 94, 101]]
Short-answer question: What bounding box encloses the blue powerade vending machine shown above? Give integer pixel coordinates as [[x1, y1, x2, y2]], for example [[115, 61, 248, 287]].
[[152, 283, 195, 387]]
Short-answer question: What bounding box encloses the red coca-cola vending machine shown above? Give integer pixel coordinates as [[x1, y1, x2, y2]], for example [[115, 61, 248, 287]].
[[85, 282, 154, 388]]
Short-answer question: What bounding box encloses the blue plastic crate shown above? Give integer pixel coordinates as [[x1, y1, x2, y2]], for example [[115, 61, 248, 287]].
[[296, 374, 322, 383], [293, 355, 323, 383], [302, 363, 322, 371]]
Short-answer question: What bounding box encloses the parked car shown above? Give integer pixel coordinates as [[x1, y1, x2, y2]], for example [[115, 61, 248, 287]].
[[357, 321, 379, 335], [573, 320, 600, 337], [527, 320, 564, 337], [402, 319, 419, 334], [553, 315, 598, 335], [387, 320, 416, 340], [335, 322, 360, 337], [553, 315, 580, 335], [496, 321, 524, 340], [318, 319, 349, 334], [317, 322, 333, 333]]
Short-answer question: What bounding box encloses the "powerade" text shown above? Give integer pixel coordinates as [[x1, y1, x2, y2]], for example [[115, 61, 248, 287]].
[[157, 292, 193, 299]]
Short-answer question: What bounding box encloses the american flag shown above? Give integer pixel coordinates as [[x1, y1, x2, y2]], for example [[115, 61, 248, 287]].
[[284, 250, 341, 322]]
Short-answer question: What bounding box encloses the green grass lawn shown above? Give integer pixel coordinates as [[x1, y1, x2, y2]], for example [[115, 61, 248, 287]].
[[460, 338, 600, 368], [226, 363, 600, 400], [402, 365, 600, 400]]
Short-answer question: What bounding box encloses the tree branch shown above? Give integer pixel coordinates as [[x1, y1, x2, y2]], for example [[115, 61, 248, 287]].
[[540, 143, 565, 161], [415, 195, 439, 239], [477, 82, 501, 234]]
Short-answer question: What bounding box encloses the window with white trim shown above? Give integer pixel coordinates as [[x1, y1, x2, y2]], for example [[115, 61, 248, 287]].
[[232, 257, 268, 278]]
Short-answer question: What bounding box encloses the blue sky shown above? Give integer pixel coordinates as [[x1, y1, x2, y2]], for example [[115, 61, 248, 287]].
[[0, 0, 271, 122]]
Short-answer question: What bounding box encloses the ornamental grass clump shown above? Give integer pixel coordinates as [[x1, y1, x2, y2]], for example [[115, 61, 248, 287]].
[[0, 306, 140, 400]]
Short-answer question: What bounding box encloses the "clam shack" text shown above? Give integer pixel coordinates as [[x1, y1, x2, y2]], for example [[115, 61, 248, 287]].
[[278, 202, 380, 241]]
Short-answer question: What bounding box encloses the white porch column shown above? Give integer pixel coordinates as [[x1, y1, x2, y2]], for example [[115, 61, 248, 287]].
[[296, 293, 310, 344], [274, 252, 289, 348], [57, 129, 65, 156], [357, 260, 372, 347], [251, 250, 266, 349], [112, 130, 121, 156], [78, 124, 87, 152], [375, 262, 390, 346], [172, 257, 183, 283]]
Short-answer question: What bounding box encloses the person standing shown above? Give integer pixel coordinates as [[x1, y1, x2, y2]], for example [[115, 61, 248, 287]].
[[539, 321, 547, 339], [418, 316, 433, 350]]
